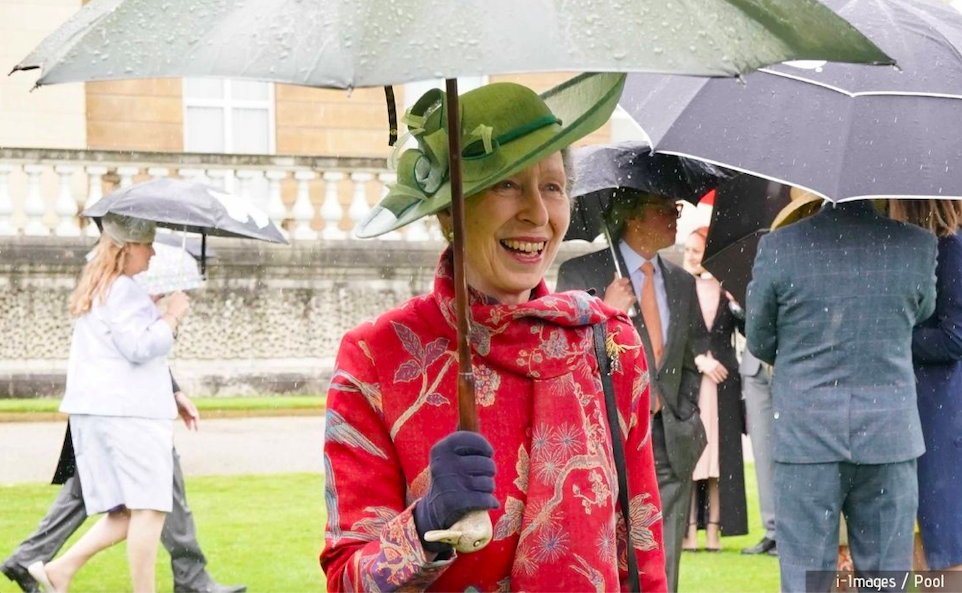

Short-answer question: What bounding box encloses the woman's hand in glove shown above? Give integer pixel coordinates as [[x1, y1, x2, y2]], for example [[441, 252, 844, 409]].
[[413, 431, 499, 554]]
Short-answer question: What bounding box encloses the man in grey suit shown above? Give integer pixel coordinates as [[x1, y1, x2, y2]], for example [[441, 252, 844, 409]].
[[558, 189, 707, 593], [746, 200, 937, 592], [738, 349, 777, 557], [2, 378, 245, 593]]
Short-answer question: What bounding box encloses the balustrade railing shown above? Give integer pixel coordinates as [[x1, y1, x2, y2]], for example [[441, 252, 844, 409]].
[[0, 147, 447, 241]]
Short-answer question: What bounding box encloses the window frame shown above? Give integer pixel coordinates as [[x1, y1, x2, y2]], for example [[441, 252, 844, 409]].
[[182, 79, 276, 155]]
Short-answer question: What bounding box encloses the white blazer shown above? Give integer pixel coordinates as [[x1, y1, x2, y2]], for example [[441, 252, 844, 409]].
[[61, 275, 176, 419]]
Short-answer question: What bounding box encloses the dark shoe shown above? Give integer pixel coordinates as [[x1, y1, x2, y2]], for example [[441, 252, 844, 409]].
[[741, 537, 776, 555], [766, 543, 778, 557], [175, 584, 247, 593], [1, 560, 40, 593]]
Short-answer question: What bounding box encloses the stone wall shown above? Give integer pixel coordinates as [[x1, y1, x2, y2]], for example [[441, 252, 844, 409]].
[[0, 237, 598, 398]]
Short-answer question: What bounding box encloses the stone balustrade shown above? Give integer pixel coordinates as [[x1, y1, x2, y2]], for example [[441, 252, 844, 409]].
[[0, 237, 599, 398], [0, 147, 445, 241]]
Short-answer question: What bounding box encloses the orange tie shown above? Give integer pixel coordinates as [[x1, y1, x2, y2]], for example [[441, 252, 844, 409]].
[[640, 262, 664, 413]]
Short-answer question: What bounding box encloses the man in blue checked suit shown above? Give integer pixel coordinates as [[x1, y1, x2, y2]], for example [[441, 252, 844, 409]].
[[746, 200, 937, 593]]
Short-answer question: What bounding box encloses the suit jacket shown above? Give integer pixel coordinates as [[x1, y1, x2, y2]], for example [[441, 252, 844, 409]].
[[746, 201, 937, 465], [557, 247, 707, 477]]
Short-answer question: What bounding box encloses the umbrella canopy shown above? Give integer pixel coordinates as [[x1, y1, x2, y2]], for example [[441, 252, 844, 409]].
[[566, 142, 734, 241], [85, 240, 204, 295], [83, 178, 287, 244], [20, 0, 893, 559], [700, 175, 793, 304], [14, 0, 891, 87], [619, 0, 962, 202], [134, 242, 204, 296]]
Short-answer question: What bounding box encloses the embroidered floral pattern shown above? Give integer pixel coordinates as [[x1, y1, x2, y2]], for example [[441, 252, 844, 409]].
[[321, 248, 665, 592], [474, 364, 501, 407]]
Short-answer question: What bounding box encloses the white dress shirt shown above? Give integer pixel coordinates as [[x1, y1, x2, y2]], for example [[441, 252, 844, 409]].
[[61, 275, 176, 419], [619, 240, 671, 347]]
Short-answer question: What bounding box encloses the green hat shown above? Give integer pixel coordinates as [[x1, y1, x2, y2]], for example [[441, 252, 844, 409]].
[[355, 72, 626, 238]]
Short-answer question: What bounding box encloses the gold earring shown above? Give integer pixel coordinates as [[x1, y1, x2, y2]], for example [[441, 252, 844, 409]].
[[443, 227, 455, 243]]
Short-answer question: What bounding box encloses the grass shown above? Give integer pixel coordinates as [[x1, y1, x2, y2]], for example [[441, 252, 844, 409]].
[[0, 396, 326, 415], [1, 466, 779, 593], [1, 474, 328, 593], [679, 464, 781, 593]]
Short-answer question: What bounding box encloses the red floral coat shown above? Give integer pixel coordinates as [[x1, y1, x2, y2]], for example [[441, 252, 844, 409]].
[[321, 251, 667, 592]]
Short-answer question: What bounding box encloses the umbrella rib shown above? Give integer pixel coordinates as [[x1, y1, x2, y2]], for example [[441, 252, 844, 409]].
[[760, 68, 962, 100]]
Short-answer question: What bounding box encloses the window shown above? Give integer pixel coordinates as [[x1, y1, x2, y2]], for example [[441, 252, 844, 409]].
[[183, 79, 275, 154]]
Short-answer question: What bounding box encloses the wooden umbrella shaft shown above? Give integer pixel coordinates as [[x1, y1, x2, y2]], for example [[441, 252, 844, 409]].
[[444, 78, 479, 433], [422, 78, 492, 555]]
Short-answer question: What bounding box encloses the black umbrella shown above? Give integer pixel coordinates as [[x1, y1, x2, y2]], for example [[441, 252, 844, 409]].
[[566, 142, 734, 242], [701, 175, 793, 304], [619, 0, 962, 203]]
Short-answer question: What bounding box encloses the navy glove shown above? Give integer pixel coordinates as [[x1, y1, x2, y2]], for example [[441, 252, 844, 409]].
[[413, 430, 499, 554]]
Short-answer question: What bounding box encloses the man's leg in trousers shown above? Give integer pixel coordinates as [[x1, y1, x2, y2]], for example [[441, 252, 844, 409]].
[[775, 462, 844, 593], [743, 369, 776, 540], [164, 449, 214, 592], [844, 460, 918, 590], [4, 475, 88, 569], [652, 416, 692, 593]]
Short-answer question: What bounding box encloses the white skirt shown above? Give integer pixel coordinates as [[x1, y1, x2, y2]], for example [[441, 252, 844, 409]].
[[70, 415, 173, 514]]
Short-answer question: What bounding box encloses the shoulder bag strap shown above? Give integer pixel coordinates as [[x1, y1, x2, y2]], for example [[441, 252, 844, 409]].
[[593, 322, 641, 593]]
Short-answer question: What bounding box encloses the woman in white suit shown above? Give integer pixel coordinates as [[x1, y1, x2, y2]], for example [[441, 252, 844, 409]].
[[28, 213, 190, 593]]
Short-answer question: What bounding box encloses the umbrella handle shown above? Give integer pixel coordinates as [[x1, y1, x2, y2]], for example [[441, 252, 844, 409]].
[[602, 222, 638, 319], [423, 510, 493, 553]]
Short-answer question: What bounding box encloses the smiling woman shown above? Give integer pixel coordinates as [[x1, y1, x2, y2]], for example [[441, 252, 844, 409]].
[[321, 75, 667, 592], [436, 152, 571, 305]]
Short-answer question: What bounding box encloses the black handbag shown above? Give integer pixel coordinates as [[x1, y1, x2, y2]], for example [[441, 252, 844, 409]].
[[592, 322, 641, 593]]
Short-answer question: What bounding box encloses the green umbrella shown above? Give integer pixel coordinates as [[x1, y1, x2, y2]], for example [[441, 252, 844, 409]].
[[17, 0, 891, 561]]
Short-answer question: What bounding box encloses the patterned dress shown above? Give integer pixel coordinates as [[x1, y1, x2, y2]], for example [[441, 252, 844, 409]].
[[321, 250, 667, 592]]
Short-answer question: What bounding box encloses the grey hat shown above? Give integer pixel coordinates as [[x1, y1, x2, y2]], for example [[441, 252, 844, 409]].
[[102, 212, 156, 246]]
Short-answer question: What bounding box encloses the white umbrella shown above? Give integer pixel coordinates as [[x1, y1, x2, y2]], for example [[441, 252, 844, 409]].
[[134, 242, 204, 296], [86, 240, 204, 296]]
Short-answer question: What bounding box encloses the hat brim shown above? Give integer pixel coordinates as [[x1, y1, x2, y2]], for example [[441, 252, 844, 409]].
[[355, 72, 626, 238], [770, 192, 824, 230]]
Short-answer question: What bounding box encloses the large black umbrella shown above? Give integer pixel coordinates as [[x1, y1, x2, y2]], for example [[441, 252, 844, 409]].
[[566, 142, 734, 242], [700, 175, 793, 304], [620, 0, 962, 202]]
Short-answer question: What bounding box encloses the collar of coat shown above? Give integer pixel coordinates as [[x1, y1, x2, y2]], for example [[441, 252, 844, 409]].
[[431, 248, 628, 380]]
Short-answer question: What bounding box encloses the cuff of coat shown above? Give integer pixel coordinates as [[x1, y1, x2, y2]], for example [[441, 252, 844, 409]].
[[370, 502, 455, 590]]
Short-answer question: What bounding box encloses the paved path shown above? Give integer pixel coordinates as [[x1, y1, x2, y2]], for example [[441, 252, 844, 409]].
[[0, 416, 326, 485]]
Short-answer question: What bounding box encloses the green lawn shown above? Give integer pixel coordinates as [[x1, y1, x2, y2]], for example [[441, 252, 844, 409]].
[[679, 464, 781, 593], [1, 465, 778, 592], [0, 396, 326, 415], [0, 474, 328, 593]]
